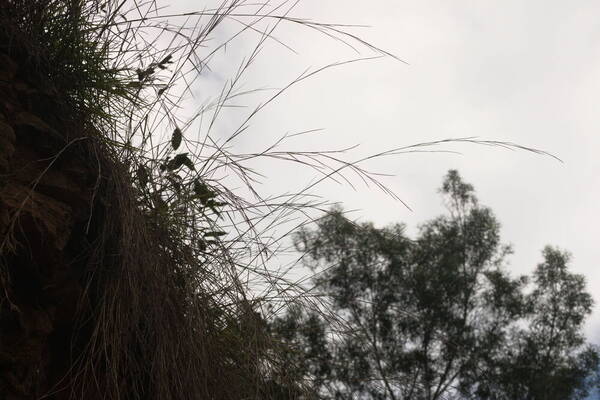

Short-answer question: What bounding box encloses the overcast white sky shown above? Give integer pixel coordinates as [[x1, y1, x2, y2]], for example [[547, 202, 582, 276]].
[[175, 0, 600, 341]]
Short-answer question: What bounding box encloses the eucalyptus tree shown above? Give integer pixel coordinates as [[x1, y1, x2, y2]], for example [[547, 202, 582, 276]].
[[464, 247, 599, 400], [271, 170, 599, 400]]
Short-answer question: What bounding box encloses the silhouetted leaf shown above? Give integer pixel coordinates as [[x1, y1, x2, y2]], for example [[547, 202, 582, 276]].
[[206, 199, 221, 216], [193, 179, 216, 204], [181, 156, 195, 171], [167, 153, 194, 171], [171, 127, 182, 150], [158, 54, 173, 69], [127, 81, 143, 89], [204, 231, 226, 238]]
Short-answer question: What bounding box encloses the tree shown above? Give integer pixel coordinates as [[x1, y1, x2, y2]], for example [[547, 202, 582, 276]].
[[271, 170, 599, 400], [467, 247, 599, 400]]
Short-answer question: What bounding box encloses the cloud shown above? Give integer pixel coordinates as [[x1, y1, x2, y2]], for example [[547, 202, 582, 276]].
[[176, 0, 600, 339]]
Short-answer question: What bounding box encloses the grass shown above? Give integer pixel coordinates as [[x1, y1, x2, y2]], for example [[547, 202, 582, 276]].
[[0, 1, 406, 398]]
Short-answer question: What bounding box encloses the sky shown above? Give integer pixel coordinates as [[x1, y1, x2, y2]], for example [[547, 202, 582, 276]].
[[174, 0, 600, 341]]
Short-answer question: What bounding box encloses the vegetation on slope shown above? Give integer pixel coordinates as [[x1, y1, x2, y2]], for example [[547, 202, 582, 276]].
[[0, 1, 312, 398]]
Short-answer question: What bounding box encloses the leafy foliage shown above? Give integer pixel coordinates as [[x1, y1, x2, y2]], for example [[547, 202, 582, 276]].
[[272, 170, 599, 400], [471, 247, 599, 400]]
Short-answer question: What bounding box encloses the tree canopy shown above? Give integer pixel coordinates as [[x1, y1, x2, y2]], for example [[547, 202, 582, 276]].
[[272, 170, 599, 400]]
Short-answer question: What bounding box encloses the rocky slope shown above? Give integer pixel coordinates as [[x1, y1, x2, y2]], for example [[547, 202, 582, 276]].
[[0, 50, 102, 399]]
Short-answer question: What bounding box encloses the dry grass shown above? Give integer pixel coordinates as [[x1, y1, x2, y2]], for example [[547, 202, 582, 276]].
[[0, 0, 405, 398]]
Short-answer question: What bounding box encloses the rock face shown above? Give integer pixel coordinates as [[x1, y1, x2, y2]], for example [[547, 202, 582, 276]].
[[0, 52, 98, 399]]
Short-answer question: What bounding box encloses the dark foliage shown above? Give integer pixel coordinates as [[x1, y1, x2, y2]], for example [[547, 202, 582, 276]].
[[272, 170, 599, 400]]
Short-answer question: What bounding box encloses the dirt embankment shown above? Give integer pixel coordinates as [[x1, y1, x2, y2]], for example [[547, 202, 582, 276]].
[[0, 51, 102, 399]]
